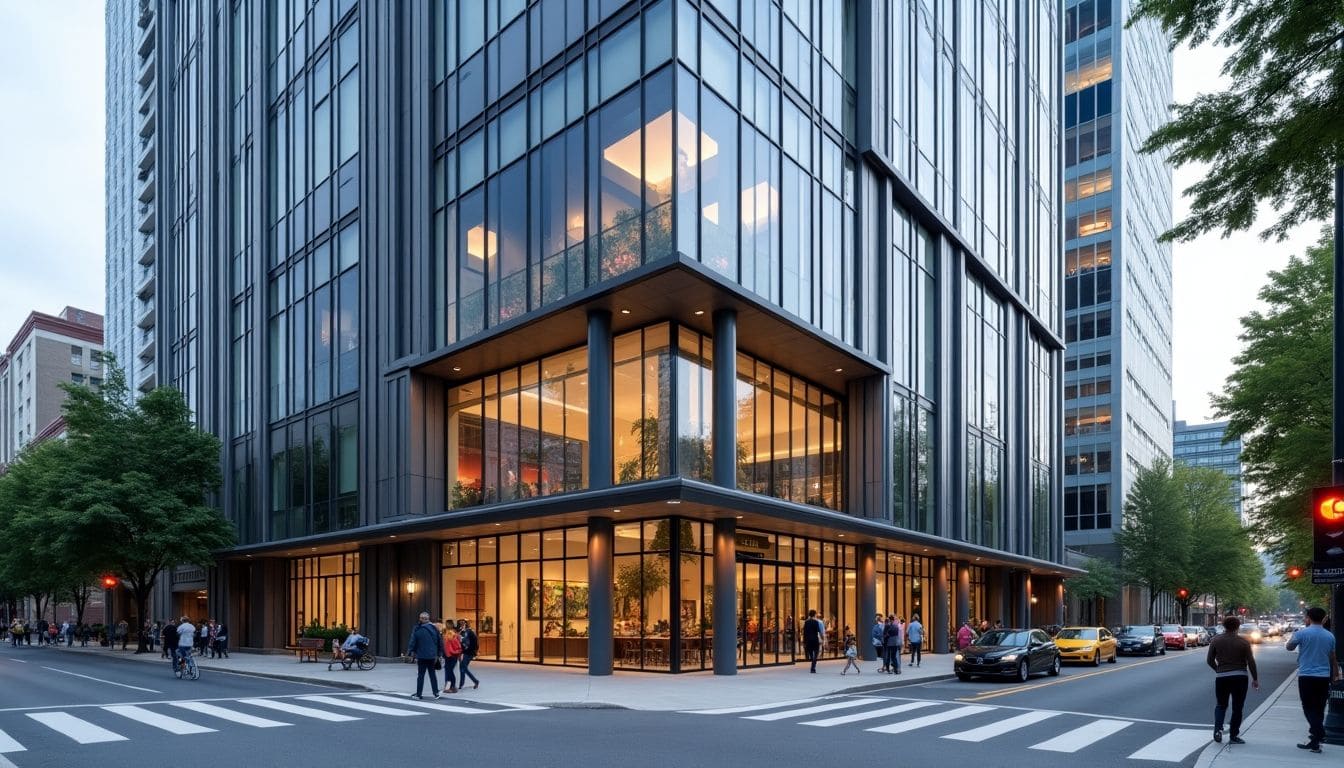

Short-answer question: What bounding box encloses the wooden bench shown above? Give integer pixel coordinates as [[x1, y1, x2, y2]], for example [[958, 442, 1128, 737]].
[[284, 636, 324, 662]]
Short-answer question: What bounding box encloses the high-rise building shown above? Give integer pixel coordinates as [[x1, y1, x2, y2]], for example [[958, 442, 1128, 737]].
[[1173, 419, 1245, 522], [142, 0, 1069, 671], [1061, 0, 1174, 625], [0, 308, 105, 467], [104, 0, 160, 396]]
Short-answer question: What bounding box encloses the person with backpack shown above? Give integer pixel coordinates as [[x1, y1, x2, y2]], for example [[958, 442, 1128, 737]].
[[802, 610, 825, 673], [457, 619, 480, 690]]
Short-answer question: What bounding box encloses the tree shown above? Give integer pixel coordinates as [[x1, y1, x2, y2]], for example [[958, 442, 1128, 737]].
[[49, 365, 236, 653], [0, 440, 86, 627], [1174, 464, 1256, 610], [1213, 232, 1335, 605], [1066, 557, 1120, 625], [1115, 459, 1192, 620], [1129, 0, 1344, 242]]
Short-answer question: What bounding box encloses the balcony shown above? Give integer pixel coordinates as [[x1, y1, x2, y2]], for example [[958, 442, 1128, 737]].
[[137, 81, 155, 116], [137, 13, 155, 56], [137, 202, 155, 233], [136, 299, 156, 330], [136, 360, 157, 393], [137, 136, 154, 172], [135, 265, 155, 300], [137, 328, 156, 361], [136, 0, 153, 30], [137, 52, 155, 88], [138, 105, 156, 138], [137, 233, 155, 266], [137, 166, 156, 203]]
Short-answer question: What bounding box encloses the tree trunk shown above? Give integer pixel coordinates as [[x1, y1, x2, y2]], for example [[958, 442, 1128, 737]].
[[132, 585, 152, 654]]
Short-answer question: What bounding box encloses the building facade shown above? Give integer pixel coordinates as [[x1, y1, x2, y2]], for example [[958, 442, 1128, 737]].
[[1173, 419, 1244, 522], [137, 0, 1070, 672], [1061, 0, 1173, 626], [0, 308, 105, 468]]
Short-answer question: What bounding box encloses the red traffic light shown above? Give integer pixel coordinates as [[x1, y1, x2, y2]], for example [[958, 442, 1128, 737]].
[[1238, 607, 1248, 614], [1287, 566, 1303, 579], [1176, 588, 1189, 600], [101, 575, 119, 589], [1317, 493, 1344, 522]]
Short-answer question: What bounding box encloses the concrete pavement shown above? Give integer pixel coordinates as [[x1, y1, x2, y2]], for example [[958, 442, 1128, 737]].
[[1197, 666, 1338, 767], [49, 642, 951, 710]]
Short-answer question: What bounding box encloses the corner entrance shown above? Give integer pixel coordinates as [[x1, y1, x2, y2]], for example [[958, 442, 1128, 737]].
[[737, 557, 798, 667]]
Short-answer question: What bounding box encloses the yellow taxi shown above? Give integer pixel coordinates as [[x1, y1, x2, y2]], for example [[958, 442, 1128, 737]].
[[1053, 626, 1117, 666]]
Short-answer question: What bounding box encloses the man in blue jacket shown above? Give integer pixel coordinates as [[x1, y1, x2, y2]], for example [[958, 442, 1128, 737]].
[[406, 612, 444, 700], [871, 615, 887, 672]]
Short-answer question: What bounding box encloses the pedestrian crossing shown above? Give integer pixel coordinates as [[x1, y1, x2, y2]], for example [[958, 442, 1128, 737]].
[[0, 693, 543, 754], [682, 696, 1214, 764]]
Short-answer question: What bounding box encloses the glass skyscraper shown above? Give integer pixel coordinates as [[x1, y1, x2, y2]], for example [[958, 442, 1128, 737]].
[[122, 0, 1071, 672], [1061, 0, 1173, 625], [1174, 420, 1245, 523]]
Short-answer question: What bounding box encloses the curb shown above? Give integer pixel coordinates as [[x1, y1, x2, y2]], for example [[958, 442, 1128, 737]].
[[832, 673, 956, 696], [48, 645, 375, 692], [1193, 669, 1300, 768]]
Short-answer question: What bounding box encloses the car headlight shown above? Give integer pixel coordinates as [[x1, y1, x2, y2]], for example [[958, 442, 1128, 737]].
[[1001, 654, 1019, 662], [1080, 645, 1094, 651], [954, 653, 964, 662]]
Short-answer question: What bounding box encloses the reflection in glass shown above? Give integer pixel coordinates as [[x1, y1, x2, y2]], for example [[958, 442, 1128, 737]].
[[735, 355, 843, 509], [614, 325, 672, 483]]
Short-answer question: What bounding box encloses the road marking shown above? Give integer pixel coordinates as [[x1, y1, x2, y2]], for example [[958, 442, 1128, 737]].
[[238, 698, 361, 721], [1030, 718, 1132, 752], [941, 710, 1060, 742], [355, 693, 497, 714], [26, 712, 128, 744], [866, 705, 993, 734], [744, 697, 882, 721], [167, 701, 291, 728], [6, 659, 24, 664], [683, 696, 826, 715], [800, 701, 939, 727], [297, 696, 427, 717], [1128, 729, 1210, 762], [0, 729, 24, 753], [959, 654, 1175, 701], [40, 666, 160, 693], [102, 704, 217, 735]]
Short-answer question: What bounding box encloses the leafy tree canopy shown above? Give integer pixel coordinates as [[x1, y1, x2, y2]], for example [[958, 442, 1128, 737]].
[[1129, 0, 1344, 242]]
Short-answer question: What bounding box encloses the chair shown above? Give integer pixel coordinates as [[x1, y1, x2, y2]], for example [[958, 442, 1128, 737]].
[[622, 641, 640, 667]]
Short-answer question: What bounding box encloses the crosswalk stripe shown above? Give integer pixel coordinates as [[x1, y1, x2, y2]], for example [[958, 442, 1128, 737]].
[[296, 696, 427, 717], [866, 705, 994, 735], [744, 697, 882, 721], [26, 713, 127, 744], [354, 694, 494, 714], [102, 705, 216, 735], [682, 697, 827, 715], [167, 701, 290, 728], [1030, 718, 1132, 752], [800, 701, 939, 727], [236, 699, 361, 722], [942, 710, 1060, 742], [1127, 728, 1210, 763], [0, 729, 25, 753]]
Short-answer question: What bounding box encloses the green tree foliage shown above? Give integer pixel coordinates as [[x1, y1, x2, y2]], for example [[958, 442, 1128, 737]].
[[1176, 465, 1259, 609], [1213, 232, 1334, 604], [1066, 557, 1120, 624], [1129, 0, 1344, 242], [1115, 460, 1192, 620]]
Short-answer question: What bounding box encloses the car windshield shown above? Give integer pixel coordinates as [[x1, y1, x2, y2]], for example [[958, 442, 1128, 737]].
[[1184, 627, 1198, 632], [1056, 628, 1098, 640], [1160, 624, 1182, 632], [976, 630, 1030, 647], [1120, 626, 1155, 636]]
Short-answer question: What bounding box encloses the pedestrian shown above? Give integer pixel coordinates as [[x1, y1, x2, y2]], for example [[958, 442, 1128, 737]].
[[213, 622, 229, 658], [442, 625, 463, 694], [197, 620, 210, 653], [907, 613, 924, 667], [1286, 606, 1341, 753], [162, 618, 178, 664], [883, 614, 902, 674], [1206, 615, 1258, 744], [842, 636, 860, 675], [405, 611, 443, 700], [36, 618, 48, 646], [957, 620, 975, 650], [457, 619, 480, 691], [174, 616, 195, 671], [116, 619, 128, 650], [802, 609, 824, 673], [79, 623, 90, 646], [870, 614, 886, 672]]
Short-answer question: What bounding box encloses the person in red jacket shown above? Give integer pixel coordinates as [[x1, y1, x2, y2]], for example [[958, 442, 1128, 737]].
[[442, 627, 464, 694]]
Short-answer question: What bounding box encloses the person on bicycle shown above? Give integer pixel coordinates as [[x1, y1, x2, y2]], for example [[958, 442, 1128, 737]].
[[336, 627, 367, 662], [175, 616, 196, 670]]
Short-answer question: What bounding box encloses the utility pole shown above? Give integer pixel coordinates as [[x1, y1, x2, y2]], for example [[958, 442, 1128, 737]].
[[1326, 160, 1344, 745]]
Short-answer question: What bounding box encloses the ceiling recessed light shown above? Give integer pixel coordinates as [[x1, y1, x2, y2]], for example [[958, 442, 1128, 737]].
[[694, 310, 704, 316], [838, 533, 845, 538], [451, 366, 461, 372], [922, 548, 928, 552], [494, 523, 501, 527], [666, 499, 681, 505], [620, 309, 631, 315], [310, 547, 316, 551], [613, 509, 621, 513], [736, 515, 744, 519], [391, 535, 398, 539], [834, 367, 843, 373]]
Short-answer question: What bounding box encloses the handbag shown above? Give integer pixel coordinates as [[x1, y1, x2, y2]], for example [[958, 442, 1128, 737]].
[[433, 658, 442, 670]]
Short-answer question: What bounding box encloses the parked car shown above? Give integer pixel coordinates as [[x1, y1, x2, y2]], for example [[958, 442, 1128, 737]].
[[1182, 626, 1203, 646], [955, 628, 1061, 682], [1160, 624, 1188, 650], [1116, 625, 1166, 656], [1054, 626, 1117, 665]]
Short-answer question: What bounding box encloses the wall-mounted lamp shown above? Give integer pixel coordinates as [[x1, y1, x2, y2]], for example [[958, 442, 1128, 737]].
[[405, 577, 418, 596], [1030, 595, 1039, 605]]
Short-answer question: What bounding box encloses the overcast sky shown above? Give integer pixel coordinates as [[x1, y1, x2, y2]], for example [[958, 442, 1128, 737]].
[[0, 5, 1328, 424]]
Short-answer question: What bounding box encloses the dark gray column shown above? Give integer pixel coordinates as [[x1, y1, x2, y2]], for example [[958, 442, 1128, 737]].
[[587, 310, 613, 490], [956, 560, 971, 629], [1022, 573, 1035, 628], [587, 518, 614, 676], [713, 518, 737, 675], [932, 557, 950, 654], [858, 544, 878, 660], [1055, 580, 1066, 627], [712, 309, 738, 489]]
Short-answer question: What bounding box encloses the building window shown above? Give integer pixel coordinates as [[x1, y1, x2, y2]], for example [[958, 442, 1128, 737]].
[[1065, 0, 1113, 43], [289, 553, 360, 641], [1065, 446, 1113, 475], [71, 373, 86, 385], [1065, 404, 1112, 436], [1064, 168, 1113, 202], [1065, 207, 1112, 239], [1064, 376, 1112, 400], [71, 345, 83, 367], [966, 278, 1006, 548], [1065, 310, 1112, 343], [1064, 484, 1112, 531], [614, 326, 672, 484]]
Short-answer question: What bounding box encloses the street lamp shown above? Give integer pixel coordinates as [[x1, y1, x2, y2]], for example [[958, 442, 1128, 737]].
[[405, 577, 418, 596]]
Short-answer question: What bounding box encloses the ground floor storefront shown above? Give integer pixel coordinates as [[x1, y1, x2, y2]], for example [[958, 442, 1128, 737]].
[[209, 509, 1069, 674]]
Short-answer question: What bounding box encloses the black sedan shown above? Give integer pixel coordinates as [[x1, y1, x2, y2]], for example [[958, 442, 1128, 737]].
[[1115, 624, 1167, 656], [955, 628, 1061, 682]]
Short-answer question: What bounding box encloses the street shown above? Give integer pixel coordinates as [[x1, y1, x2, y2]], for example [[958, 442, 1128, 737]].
[[0, 640, 1303, 767]]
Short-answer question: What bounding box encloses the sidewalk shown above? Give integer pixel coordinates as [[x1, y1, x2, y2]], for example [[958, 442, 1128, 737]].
[[1196, 669, 1335, 768], [50, 643, 950, 711]]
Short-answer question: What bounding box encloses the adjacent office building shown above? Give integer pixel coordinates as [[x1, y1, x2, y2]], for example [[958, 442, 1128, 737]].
[[126, 0, 1070, 672], [1174, 419, 1245, 523], [1061, 0, 1174, 625]]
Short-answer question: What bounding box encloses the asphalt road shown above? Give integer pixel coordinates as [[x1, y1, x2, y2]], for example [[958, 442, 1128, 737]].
[[0, 637, 1302, 768]]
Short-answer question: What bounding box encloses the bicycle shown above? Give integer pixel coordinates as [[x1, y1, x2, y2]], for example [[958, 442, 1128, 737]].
[[328, 640, 376, 671], [173, 649, 200, 680]]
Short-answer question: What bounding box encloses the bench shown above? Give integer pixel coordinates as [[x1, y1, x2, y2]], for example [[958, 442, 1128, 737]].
[[284, 636, 324, 662]]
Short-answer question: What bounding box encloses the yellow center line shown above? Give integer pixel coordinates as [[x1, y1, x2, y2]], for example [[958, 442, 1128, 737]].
[[956, 653, 1178, 702]]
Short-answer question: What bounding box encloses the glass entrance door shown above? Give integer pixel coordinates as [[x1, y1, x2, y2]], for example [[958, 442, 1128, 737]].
[[738, 558, 797, 667]]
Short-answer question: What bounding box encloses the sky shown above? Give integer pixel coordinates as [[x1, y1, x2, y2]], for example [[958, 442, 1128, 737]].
[[0, 6, 1329, 422]]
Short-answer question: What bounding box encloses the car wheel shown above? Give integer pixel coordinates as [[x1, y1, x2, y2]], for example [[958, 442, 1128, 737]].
[[1160, 645, 1166, 655], [1048, 655, 1061, 676], [1092, 650, 1101, 667], [1017, 660, 1030, 683], [956, 672, 972, 682], [1108, 651, 1117, 663]]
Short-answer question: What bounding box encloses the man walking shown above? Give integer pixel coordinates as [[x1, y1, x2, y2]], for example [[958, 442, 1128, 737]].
[[871, 614, 886, 672], [1206, 615, 1258, 744], [1286, 606, 1341, 753], [883, 614, 902, 674], [802, 610, 824, 673], [907, 613, 924, 668], [457, 619, 480, 690], [406, 611, 443, 699]]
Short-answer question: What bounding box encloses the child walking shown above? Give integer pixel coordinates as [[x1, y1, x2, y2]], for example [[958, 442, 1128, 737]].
[[842, 637, 861, 675]]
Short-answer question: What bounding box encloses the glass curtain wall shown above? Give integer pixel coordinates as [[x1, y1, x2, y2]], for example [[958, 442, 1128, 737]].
[[613, 520, 676, 670], [736, 530, 856, 667], [288, 553, 360, 641], [614, 325, 673, 483], [442, 528, 589, 666], [891, 206, 937, 532], [965, 278, 1006, 549], [875, 552, 931, 630]]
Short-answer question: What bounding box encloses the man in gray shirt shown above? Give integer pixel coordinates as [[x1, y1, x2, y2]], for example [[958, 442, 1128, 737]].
[[1206, 616, 1258, 744]]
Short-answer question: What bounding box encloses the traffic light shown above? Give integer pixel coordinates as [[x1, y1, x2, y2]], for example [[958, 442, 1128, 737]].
[[1311, 485, 1344, 583], [101, 575, 119, 589], [1287, 566, 1303, 579], [1176, 587, 1189, 600]]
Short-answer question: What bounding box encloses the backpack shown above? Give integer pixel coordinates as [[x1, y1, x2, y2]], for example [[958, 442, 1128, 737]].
[[462, 628, 478, 654]]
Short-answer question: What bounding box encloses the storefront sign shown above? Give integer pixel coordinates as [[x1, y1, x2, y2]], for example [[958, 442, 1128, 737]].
[[736, 532, 770, 551]]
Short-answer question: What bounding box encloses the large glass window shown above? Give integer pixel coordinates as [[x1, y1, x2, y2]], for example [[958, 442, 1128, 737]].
[[614, 325, 672, 483], [966, 279, 1006, 548], [289, 553, 360, 642], [735, 355, 843, 509]]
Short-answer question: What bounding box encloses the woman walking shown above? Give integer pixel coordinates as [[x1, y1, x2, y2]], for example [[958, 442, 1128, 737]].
[[442, 626, 463, 694]]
